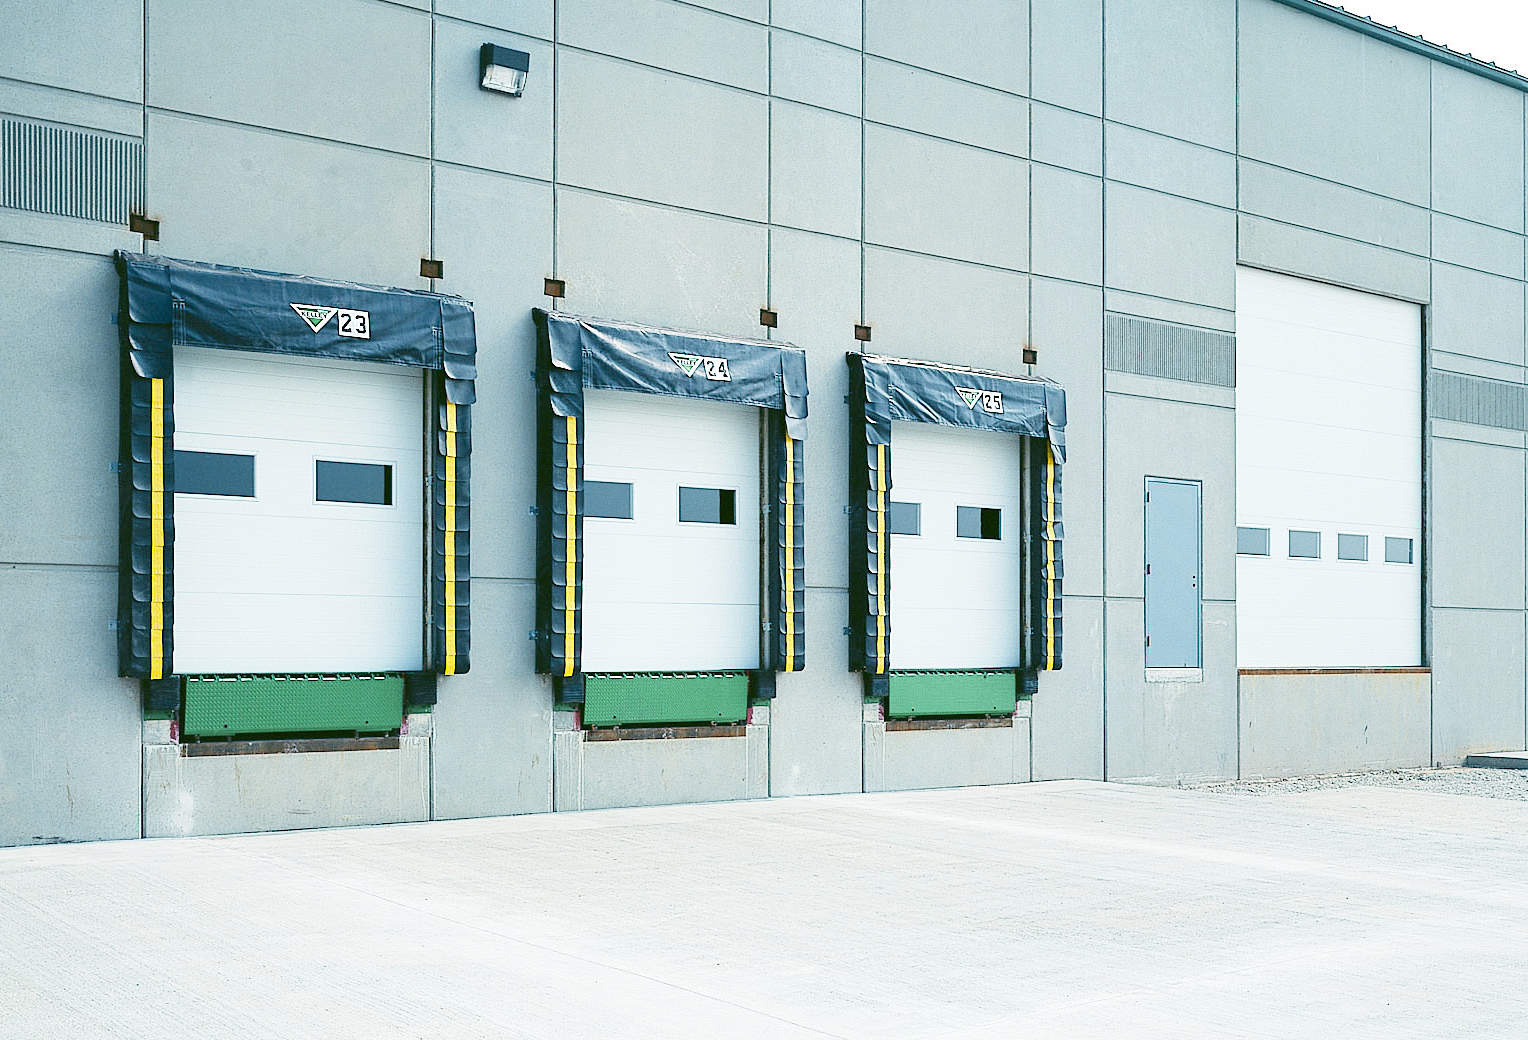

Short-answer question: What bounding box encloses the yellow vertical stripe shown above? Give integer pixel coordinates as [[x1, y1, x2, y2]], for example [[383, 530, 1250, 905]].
[[782, 436, 796, 671], [443, 401, 458, 675], [1044, 445, 1057, 669], [563, 415, 578, 677], [149, 378, 165, 680], [874, 442, 886, 674]]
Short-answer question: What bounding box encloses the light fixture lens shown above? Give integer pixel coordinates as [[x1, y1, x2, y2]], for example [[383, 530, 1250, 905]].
[[480, 44, 531, 96]]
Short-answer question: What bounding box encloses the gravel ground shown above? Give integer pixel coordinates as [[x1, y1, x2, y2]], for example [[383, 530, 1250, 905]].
[[1194, 765, 1528, 799]]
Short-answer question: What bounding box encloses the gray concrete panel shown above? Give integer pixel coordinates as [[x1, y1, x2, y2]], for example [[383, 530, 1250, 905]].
[[0, 79, 143, 137], [1103, 392, 1235, 601], [143, 737, 430, 838], [1033, 278, 1104, 597], [1431, 264, 1526, 368], [1032, 0, 1102, 115], [770, 30, 860, 116], [0, 250, 119, 567], [1238, 0, 1430, 205], [0, 0, 142, 102], [1429, 438, 1526, 610], [0, 568, 140, 845], [1103, 291, 1235, 334], [864, 0, 1027, 95], [1432, 421, 1527, 451], [767, 228, 861, 589], [1431, 607, 1527, 763], [1105, 0, 1235, 150], [1107, 125, 1236, 209], [556, 188, 767, 340], [431, 166, 552, 582], [771, 0, 860, 49], [145, 114, 431, 290], [686, 0, 767, 21], [1032, 103, 1102, 177], [864, 125, 1028, 270], [1431, 64, 1525, 233], [1105, 598, 1238, 782], [575, 734, 753, 810], [433, 21, 552, 181], [1431, 356, 1527, 388], [771, 100, 861, 240], [148, 0, 430, 156], [1237, 215, 1431, 303], [1236, 159, 1430, 256], [1432, 215, 1525, 281], [1105, 184, 1235, 310], [431, 580, 555, 819], [1030, 595, 1105, 780], [769, 591, 863, 796], [0, 210, 144, 258], [1032, 166, 1102, 286], [863, 246, 1029, 369], [870, 723, 1029, 792], [560, 0, 767, 93], [437, 0, 552, 37], [864, 58, 1028, 157], [557, 51, 768, 222], [1239, 672, 1431, 778]]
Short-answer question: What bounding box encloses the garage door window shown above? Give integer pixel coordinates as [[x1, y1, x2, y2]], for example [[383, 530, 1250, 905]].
[[678, 486, 736, 525], [889, 501, 921, 535], [585, 481, 634, 519], [955, 505, 1002, 540], [175, 450, 255, 498], [316, 460, 393, 505]]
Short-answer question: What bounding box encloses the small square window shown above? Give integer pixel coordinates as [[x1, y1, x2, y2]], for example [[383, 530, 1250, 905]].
[[1385, 536, 1414, 564], [1288, 530, 1320, 559], [956, 506, 1001, 540], [585, 480, 633, 519], [679, 486, 736, 525], [1236, 527, 1271, 556], [1337, 533, 1368, 562], [316, 460, 393, 505], [175, 450, 255, 498], [888, 501, 921, 536]]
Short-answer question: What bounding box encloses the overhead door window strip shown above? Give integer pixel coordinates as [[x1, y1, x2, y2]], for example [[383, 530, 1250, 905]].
[[114, 251, 478, 706], [533, 309, 809, 702]]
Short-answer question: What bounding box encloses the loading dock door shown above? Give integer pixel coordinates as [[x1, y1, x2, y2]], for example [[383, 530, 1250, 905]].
[[172, 346, 425, 674], [581, 389, 762, 672], [888, 420, 1022, 669], [1145, 478, 1202, 668], [1236, 267, 1421, 667]]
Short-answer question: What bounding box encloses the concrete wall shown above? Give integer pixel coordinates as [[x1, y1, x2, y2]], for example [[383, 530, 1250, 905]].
[[6, 0, 1528, 843]]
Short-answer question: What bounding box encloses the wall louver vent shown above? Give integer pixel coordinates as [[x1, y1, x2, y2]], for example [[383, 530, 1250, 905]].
[[1104, 313, 1236, 388], [1, 117, 144, 225]]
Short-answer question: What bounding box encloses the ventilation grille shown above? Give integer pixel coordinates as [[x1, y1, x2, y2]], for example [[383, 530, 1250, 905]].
[[1105, 313, 1236, 387], [1, 117, 144, 225], [1430, 370, 1527, 431]]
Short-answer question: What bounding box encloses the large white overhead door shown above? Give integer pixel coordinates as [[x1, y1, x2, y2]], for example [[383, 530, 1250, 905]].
[[582, 389, 761, 672], [172, 347, 425, 674], [889, 421, 1023, 669], [1236, 267, 1422, 667]]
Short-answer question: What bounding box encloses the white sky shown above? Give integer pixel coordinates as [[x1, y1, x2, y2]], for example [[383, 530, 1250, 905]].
[[1339, 0, 1528, 75]]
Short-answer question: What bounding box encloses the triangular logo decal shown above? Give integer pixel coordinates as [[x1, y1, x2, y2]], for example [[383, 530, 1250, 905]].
[[956, 387, 982, 409], [291, 303, 337, 333], [669, 352, 704, 378]]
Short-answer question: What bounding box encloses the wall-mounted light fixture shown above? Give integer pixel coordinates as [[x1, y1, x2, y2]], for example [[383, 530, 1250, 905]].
[[480, 44, 531, 97]]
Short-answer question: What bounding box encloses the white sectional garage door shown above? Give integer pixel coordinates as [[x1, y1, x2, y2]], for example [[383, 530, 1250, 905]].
[[889, 421, 1023, 669], [581, 389, 761, 672], [172, 347, 425, 674], [1236, 267, 1422, 667]]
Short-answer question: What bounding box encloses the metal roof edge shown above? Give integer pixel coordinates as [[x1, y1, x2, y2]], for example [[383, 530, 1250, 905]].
[[1268, 0, 1528, 93]]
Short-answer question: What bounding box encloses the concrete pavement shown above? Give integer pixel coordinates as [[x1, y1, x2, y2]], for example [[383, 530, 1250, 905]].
[[3, 779, 1527, 1038]]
